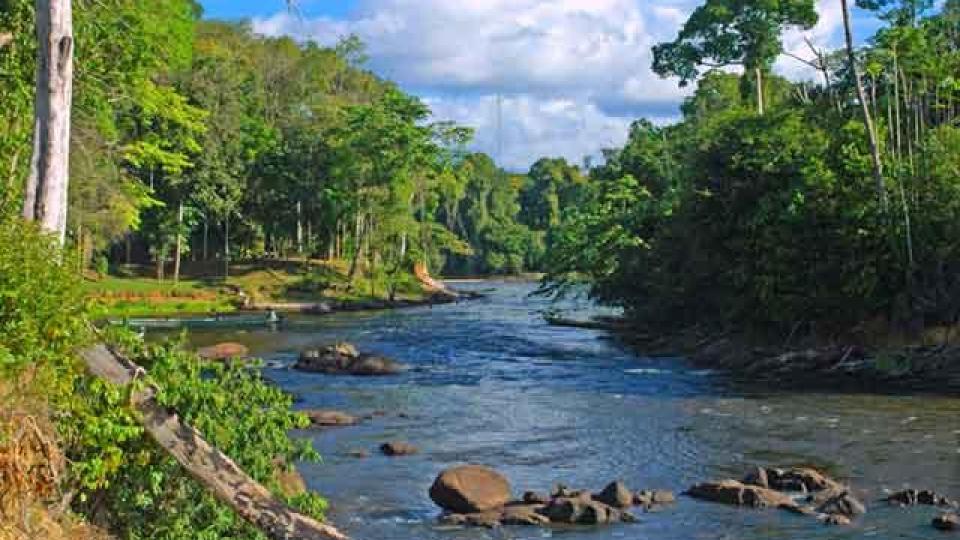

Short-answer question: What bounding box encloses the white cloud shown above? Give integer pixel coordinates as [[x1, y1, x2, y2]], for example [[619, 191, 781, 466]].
[[252, 0, 849, 170]]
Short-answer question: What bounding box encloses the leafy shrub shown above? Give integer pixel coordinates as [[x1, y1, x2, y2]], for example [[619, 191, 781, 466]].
[[0, 217, 326, 539]]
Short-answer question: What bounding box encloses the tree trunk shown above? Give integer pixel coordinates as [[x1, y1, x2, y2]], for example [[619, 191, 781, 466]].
[[203, 219, 209, 261], [755, 68, 765, 116], [296, 200, 303, 256], [841, 0, 887, 211], [80, 344, 349, 540], [173, 200, 183, 284], [23, 0, 73, 245], [224, 216, 230, 279]]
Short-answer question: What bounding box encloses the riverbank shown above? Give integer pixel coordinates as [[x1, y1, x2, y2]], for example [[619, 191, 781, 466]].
[[547, 315, 960, 393], [85, 259, 446, 318]]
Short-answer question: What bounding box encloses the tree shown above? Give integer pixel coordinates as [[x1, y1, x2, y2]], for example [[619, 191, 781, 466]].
[[841, 0, 888, 210], [652, 0, 818, 115], [22, 0, 73, 245]]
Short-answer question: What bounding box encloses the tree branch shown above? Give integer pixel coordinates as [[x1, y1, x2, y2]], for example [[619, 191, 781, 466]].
[[80, 343, 350, 540]]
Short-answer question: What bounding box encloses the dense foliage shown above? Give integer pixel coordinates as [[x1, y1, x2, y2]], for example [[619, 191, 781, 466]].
[[0, 0, 562, 281], [544, 1, 960, 339], [0, 216, 323, 538]]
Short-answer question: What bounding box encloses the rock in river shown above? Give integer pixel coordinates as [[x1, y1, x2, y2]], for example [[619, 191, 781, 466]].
[[197, 342, 249, 361], [815, 490, 866, 517], [302, 409, 358, 428], [380, 442, 419, 456], [886, 489, 957, 507], [593, 481, 633, 509], [933, 513, 959, 531], [295, 342, 406, 376], [429, 465, 513, 514], [687, 480, 798, 510]]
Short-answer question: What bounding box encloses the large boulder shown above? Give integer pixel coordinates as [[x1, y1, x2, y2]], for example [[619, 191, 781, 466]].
[[429, 465, 513, 514], [303, 410, 358, 428], [197, 342, 249, 361], [593, 481, 633, 509], [296, 343, 406, 376], [687, 480, 798, 510]]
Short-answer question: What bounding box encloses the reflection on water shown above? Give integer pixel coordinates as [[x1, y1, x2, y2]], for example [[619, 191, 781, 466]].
[[171, 281, 960, 540]]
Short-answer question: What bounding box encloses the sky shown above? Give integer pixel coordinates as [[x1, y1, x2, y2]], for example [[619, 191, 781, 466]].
[[199, 0, 882, 171]]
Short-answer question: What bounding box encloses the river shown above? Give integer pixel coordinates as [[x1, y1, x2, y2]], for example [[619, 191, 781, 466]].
[[175, 281, 959, 540]]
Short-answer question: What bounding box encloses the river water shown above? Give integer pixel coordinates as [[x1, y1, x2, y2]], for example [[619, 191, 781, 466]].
[[176, 281, 959, 540]]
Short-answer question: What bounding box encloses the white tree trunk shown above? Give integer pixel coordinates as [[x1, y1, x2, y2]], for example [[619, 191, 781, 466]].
[[23, 0, 73, 245], [840, 0, 887, 211], [755, 68, 765, 116], [174, 201, 184, 284]]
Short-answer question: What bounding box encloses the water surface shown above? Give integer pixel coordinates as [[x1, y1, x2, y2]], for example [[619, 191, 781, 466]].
[[176, 281, 960, 540]]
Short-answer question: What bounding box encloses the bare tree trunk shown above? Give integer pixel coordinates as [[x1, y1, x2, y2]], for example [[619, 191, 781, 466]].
[[841, 0, 887, 211], [755, 68, 765, 116], [173, 201, 183, 284], [80, 344, 349, 540], [23, 0, 73, 244], [296, 200, 303, 256], [224, 216, 230, 279]]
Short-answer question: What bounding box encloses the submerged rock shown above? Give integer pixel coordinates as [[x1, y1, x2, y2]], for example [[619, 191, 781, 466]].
[[380, 442, 418, 456], [296, 342, 406, 376], [197, 342, 249, 361], [429, 465, 513, 514], [933, 513, 959, 531], [302, 409, 358, 428]]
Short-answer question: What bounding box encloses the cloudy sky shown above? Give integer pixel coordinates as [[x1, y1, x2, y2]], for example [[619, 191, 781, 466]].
[[199, 0, 880, 171]]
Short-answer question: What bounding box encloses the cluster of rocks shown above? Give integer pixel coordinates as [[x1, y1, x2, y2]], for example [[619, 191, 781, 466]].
[[429, 465, 674, 529], [687, 466, 864, 526], [295, 343, 406, 376], [883, 488, 959, 532]]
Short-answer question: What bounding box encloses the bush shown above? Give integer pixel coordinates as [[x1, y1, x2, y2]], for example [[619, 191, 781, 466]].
[[0, 217, 326, 539]]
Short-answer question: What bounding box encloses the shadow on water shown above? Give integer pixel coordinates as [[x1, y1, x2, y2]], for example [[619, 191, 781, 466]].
[[170, 281, 960, 540]]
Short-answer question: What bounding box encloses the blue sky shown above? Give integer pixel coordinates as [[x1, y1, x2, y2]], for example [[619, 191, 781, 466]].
[[199, 0, 883, 170]]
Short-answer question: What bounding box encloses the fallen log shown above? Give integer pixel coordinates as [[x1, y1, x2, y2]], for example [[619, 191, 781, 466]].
[[80, 343, 349, 540]]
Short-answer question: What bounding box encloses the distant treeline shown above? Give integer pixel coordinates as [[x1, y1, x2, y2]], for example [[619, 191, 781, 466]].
[[0, 0, 585, 283]]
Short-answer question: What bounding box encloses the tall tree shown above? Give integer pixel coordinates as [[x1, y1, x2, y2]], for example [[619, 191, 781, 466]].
[[652, 0, 818, 115], [841, 0, 888, 209], [22, 0, 73, 244]]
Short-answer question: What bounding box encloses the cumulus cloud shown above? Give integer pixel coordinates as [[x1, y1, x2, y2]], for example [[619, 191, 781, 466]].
[[252, 0, 847, 170]]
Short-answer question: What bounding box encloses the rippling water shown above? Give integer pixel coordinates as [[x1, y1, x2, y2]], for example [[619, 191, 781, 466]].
[[176, 281, 960, 540]]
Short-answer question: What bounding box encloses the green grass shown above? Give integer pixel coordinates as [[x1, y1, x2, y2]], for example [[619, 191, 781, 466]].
[[85, 259, 431, 318]]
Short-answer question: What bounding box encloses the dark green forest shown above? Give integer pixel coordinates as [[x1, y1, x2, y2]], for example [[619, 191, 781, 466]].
[[543, 0, 960, 340]]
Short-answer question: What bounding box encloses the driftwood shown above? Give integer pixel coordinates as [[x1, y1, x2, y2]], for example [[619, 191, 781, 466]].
[[80, 343, 349, 540]]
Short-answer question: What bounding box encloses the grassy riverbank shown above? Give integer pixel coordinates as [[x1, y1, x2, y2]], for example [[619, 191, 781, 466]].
[[85, 259, 431, 318]]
